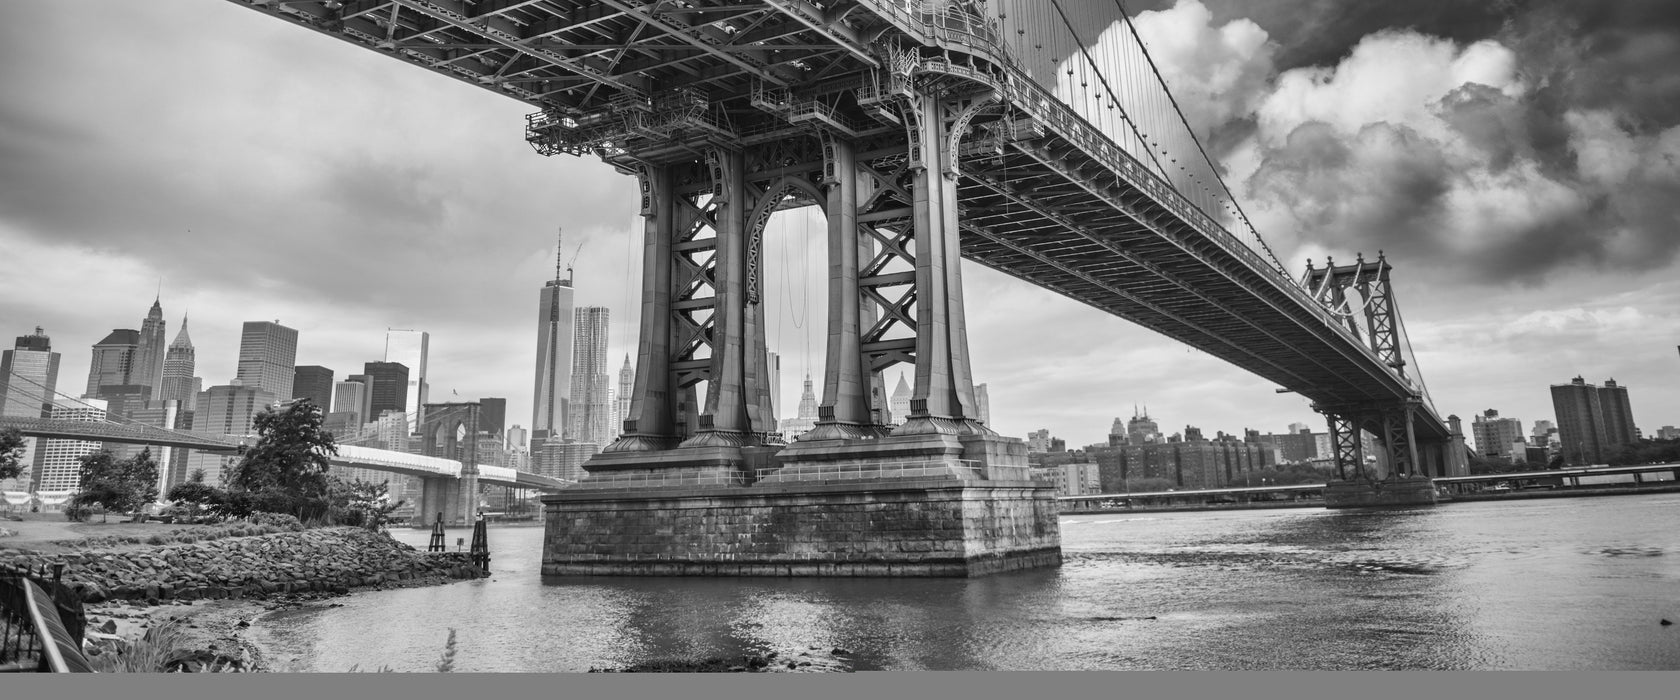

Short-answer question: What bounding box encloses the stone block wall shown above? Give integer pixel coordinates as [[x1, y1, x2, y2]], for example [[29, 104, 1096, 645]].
[[542, 478, 1062, 577]]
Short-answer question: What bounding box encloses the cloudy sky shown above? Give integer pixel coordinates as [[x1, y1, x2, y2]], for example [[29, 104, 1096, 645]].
[[2, 0, 1677, 448]]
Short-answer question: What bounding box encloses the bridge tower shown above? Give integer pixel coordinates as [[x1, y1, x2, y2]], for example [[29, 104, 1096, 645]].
[[527, 7, 1059, 577], [416, 402, 482, 526], [1303, 254, 1463, 506]]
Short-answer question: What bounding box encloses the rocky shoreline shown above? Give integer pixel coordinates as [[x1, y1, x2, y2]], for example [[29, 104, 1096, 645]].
[[2, 526, 487, 672]]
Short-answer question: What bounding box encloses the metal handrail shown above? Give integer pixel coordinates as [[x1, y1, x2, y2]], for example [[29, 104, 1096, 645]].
[[756, 459, 984, 482], [0, 564, 91, 673]]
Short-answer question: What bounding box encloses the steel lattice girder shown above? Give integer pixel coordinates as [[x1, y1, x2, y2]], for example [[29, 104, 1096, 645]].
[[228, 0, 1449, 442]]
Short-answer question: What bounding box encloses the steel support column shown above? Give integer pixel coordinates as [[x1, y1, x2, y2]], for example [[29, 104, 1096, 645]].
[[604, 164, 678, 452], [806, 132, 884, 440], [892, 90, 986, 436], [683, 147, 755, 447]]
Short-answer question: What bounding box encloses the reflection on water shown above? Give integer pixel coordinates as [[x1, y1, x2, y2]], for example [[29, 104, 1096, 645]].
[[254, 493, 1680, 671]]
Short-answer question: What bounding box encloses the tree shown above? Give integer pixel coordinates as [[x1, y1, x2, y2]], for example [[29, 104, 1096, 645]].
[[70, 449, 159, 523], [0, 427, 26, 481], [225, 399, 338, 521], [335, 478, 406, 531]]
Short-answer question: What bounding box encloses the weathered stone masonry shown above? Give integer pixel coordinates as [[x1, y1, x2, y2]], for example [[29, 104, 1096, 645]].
[[543, 478, 1061, 577]]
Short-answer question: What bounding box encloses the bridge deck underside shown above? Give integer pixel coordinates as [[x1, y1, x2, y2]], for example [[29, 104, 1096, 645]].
[[226, 0, 1445, 442], [954, 136, 1446, 441]]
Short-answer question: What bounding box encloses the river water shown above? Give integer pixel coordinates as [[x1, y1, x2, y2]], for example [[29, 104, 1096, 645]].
[[253, 493, 1680, 671]]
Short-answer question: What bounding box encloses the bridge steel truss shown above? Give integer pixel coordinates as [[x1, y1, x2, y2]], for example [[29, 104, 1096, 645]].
[[226, 0, 1457, 481]]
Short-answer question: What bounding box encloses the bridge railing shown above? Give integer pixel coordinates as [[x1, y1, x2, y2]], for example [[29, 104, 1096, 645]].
[[333, 444, 460, 478], [0, 563, 91, 673], [571, 471, 751, 489], [755, 460, 984, 483]]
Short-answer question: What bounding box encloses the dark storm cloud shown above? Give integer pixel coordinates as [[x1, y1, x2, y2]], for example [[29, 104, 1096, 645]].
[[1116, 0, 1680, 284]]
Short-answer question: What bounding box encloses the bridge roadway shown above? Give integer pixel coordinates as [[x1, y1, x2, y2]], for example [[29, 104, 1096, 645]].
[[0, 417, 569, 493], [226, 0, 1446, 444]]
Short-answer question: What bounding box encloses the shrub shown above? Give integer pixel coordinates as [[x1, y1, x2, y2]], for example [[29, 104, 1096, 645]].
[[246, 512, 304, 531]]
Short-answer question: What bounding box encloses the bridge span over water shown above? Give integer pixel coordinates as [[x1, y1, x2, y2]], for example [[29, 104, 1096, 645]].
[[228, 0, 1464, 492]]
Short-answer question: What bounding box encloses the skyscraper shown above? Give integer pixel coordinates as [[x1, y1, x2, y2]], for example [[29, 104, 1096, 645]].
[[1127, 407, 1160, 445], [532, 231, 575, 444], [615, 354, 634, 439], [234, 321, 299, 398], [1, 327, 59, 419], [160, 317, 201, 412], [384, 329, 429, 432], [363, 362, 410, 420], [0, 327, 60, 492], [292, 365, 335, 411], [568, 306, 612, 446], [1551, 377, 1609, 465], [889, 372, 911, 424], [780, 375, 820, 440], [329, 380, 368, 428], [479, 397, 507, 440], [32, 398, 107, 495], [133, 298, 168, 397], [86, 329, 141, 397]]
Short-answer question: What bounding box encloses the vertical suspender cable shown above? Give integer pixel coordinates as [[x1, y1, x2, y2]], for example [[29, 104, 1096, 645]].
[[1046, 0, 1169, 180], [1111, 0, 1287, 277]]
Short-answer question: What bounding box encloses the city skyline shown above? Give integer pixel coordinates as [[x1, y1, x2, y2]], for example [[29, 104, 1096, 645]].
[[1, 1, 1677, 448]]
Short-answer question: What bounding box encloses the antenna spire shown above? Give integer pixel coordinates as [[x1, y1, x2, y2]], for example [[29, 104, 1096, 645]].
[[555, 226, 564, 282]]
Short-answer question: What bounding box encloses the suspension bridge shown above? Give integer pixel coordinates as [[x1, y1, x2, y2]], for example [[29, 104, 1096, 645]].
[[200, 0, 1467, 575]]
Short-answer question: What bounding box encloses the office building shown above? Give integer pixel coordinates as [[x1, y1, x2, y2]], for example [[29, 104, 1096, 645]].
[[234, 321, 299, 398], [86, 329, 140, 397], [32, 399, 109, 495], [478, 397, 507, 440], [0, 327, 61, 492], [159, 317, 201, 412], [779, 375, 819, 440], [1471, 409, 1526, 462], [888, 372, 911, 424], [568, 306, 612, 446], [384, 329, 429, 432], [363, 362, 410, 421], [292, 365, 335, 412], [133, 298, 168, 396], [615, 355, 634, 439], [532, 233, 575, 444], [331, 380, 369, 426], [1126, 407, 1160, 445], [195, 384, 278, 437]]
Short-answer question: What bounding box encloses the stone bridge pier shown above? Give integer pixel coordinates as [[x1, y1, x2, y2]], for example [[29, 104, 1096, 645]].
[[544, 79, 1061, 577]]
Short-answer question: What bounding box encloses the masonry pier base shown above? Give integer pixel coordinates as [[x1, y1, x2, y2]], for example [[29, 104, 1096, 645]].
[[541, 441, 1061, 577], [1323, 476, 1439, 509]]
